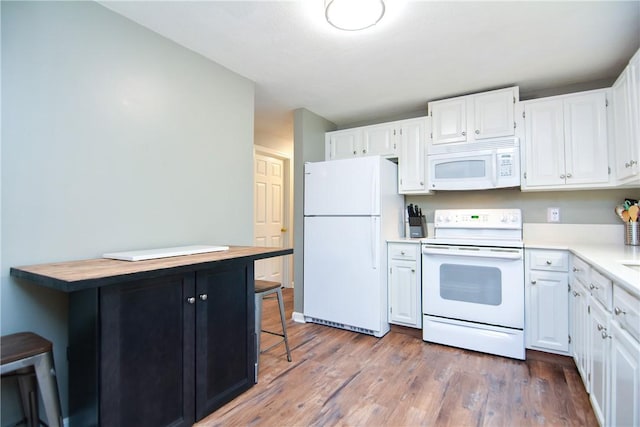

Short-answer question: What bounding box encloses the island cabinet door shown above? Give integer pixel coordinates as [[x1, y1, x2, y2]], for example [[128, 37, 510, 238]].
[[100, 274, 196, 427], [195, 260, 254, 421]]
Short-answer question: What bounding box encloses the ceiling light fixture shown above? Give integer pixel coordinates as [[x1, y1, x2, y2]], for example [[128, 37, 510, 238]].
[[325, 0, 386, 31]]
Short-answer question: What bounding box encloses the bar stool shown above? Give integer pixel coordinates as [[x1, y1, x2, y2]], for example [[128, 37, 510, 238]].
[[1, 332, 63, 427], [254, 280, 292, 380]]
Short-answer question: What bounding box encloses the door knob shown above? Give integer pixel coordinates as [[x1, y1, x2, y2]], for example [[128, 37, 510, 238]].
[[199, 294, 208, 301], [186, 297, 196, 304]]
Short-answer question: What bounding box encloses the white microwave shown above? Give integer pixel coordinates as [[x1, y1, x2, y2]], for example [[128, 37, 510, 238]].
[[427, 138, 520, 191]]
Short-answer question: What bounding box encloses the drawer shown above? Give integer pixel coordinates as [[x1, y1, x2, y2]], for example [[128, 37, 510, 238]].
[[590, 268, 613, 311], [388, 243, 419, 261], [529, 250, 568, 272], [571, 256, 590, 285], [613, 285, 640, 342]]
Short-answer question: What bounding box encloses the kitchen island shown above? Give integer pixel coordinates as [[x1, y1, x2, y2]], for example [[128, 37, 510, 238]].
[[11, 246, 293, 427]]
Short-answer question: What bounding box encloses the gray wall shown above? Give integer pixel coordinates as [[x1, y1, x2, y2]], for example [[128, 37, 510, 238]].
[[1, 1, 254, 422], [293, 108, 335, 314], [407, 188, 640, 224]]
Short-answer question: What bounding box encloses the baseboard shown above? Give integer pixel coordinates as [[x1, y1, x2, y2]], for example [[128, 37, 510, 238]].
[[292, 311, 306, 323]]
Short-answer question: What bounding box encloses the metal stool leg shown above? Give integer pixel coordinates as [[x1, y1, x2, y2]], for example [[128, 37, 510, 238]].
[[275, 288, 292, 362], [254, 291, 263, 382], [33, 352, 63, 427]]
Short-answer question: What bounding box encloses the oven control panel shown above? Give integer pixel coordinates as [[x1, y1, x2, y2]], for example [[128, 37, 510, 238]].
[[434, 209, 522, 229]]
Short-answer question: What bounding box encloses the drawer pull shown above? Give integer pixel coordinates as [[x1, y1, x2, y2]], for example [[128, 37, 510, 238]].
[[546, 260, 552, 265], [597, 323, 605, 331], [572, 291, 580, 297], [400, 251, 405, 255], [187, 297, 196, 304], [531, 280, 537, 285], [614, 307, 626, 316], [199, 294, 208, 301], [601, 331, 611, 340], [572, 267, 579, 272], [589, 283, 598, 290]]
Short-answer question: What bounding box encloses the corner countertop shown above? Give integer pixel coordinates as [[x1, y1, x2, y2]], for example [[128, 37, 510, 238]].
[[525, 242, 640, 297], [10, 246, 293, 293]]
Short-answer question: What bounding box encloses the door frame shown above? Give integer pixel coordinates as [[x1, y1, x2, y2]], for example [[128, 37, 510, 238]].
[[254, 145, 293, 288]]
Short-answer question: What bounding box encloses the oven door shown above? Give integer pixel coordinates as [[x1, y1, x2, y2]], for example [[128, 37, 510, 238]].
[[428, 150, 495, 191], [421, 244, 524, 329]]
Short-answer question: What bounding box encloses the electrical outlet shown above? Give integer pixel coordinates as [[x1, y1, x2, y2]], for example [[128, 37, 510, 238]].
[[547, 207, 560, 222]]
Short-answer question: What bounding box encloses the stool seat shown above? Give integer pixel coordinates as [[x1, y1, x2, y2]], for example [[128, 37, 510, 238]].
[[255, 279, 282, 293], [254, 280, 292, 382], [1, 332, 63, 427], [1, 332, 53, 365]]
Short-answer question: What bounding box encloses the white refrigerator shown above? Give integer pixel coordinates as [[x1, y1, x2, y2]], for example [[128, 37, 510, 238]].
[[303, 156, 404, 337]]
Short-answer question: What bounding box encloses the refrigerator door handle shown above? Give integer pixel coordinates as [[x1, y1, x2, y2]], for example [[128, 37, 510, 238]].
[[371, 216, 379, 269]]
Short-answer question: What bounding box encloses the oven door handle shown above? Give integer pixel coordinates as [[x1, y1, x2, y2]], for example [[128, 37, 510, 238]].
[[422, 247, 522, 260]]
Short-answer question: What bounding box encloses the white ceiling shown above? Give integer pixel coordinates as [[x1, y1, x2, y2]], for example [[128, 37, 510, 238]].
[[101, 1, 640, 141]]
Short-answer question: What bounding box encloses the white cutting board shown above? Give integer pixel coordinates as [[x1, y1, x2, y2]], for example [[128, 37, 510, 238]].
[[103, 245, 230, 261]]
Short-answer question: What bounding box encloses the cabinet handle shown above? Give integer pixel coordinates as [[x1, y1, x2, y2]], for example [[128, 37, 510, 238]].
[[601, 331, 611, 340], [461, 131, 466, 136], [353, 150, 357, 155], [566, 173, 572, 178], [614, 307, 626, 316], [187, 297, 196, 304], [597, 323, 605, 331], [560, 174, 566, 179], [546, 260, 552, 265], [573, 291, 580, 297], [362, 149, 367, 154], [572, 267, 579, 272], [626, 162, 631, 168], [400, 251, 405, 255], [531, 280, 537, 285], [475, 129, 480, 135], [589, 283, 598, 290], [199, 294, 208, 301], [630, 160, 638, 166], [411, 269, 415, 273]]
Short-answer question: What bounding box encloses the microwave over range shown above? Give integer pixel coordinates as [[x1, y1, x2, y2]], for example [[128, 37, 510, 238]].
[[427, 138, 520, 191]]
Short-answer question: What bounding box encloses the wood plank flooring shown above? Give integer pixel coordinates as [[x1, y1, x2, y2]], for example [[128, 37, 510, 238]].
[[196, 289, 598, 427]]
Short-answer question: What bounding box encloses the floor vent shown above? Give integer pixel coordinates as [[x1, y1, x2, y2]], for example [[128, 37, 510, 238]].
[[306, 317, 376, 336]]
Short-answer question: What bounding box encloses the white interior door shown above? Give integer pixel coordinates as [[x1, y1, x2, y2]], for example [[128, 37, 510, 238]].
[[254, 153, 284, 283]]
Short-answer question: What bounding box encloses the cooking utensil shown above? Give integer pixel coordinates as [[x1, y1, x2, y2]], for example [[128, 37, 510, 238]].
[[615, 205, 625, 220], [629, 205, 639, 222], [622, 210, 631, 222]]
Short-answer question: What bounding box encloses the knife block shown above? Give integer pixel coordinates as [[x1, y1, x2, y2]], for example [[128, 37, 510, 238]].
[[408, 216, 427, 238]]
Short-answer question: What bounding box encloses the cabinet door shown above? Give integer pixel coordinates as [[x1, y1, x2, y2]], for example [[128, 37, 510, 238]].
[[398, 118, 427, 193], [388, 259, 418, 327], [430, 98, 467, 144], [327, 130, 361, 160], [610, 321, 640, 427], [527, 271, 569, 353], [570, 279, 590, 387], [612, 63, 640, 181], [589, 299, 610, 426], [100, 274, 195, 427], [523, 99, 566, 187], [363, 123, 397, 157], [563, 92, 609, 185], [473, 88, 515, 139], [195, 262, 253, 420]]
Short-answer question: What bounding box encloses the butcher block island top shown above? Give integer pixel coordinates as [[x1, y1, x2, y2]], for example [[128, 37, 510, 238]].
[[10, 245, 293, 292]]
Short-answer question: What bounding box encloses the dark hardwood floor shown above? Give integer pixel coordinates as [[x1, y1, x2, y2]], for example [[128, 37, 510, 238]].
[[196, 289, 597, 426]]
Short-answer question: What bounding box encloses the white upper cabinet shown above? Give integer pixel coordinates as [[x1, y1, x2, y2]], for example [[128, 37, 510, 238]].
[[429, 86, 518, 145], [611, 48, 640, 183], [363, 124, 398, 157], [519, 89, 610, 190], [326, 129, 362, 160], [398, 117, 430, 194], [326, 123, 398, 160]]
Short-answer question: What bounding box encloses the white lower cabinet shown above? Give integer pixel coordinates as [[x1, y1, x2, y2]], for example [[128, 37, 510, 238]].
[[525, 249, 569, 354], [589, 298, 610, 426], [569, 254, 639, 426], [387, 242, 421, 328], [610, 321, 640, 427]]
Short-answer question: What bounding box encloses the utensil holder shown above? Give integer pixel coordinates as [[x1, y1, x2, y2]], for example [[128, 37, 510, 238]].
[[625, 222, 640, 246]]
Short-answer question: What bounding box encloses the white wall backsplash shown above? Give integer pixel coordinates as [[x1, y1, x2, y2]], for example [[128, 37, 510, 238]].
[[524, 223, 624, 245]]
